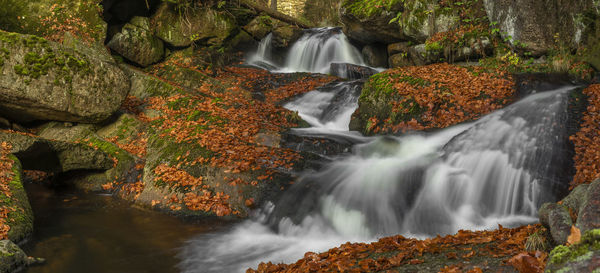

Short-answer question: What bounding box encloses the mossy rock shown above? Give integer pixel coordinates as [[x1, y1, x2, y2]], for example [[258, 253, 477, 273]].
[[107, 17, 165, 67], [350, 72, 427, 135], [151, 2, 238, 48], [2, 156, 33, 244], [545, 229, 600, 272], [243, 15, 276, 40], [0, 30, 130, 123], [120, 64, 184, 99], [0, 240, 29, 273], [0, 129, 113, 173], [147, 59, 226, 93], [0, 0, 107, 44], [38, 121, 142, 192]]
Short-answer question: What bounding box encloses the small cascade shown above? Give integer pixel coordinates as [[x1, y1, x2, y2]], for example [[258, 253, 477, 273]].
[[248, 27, 368, 74], [284, 80, 363, 131], [178, 87, 577, 273]]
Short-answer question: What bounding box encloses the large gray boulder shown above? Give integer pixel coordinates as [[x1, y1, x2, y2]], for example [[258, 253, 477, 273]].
[[340, 0, 459, 44], [107, 17, 165, 67], [0, 240, 30, 273], [482, 0, 595, 55], [0, 31, 130, 123]]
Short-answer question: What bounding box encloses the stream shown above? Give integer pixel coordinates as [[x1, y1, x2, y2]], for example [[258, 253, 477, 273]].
[[23, 27, 575, 273]]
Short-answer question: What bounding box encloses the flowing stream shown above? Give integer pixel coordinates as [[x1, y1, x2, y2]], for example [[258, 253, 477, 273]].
[[180, 89, 574, 272], [179, 30, 577, 270]]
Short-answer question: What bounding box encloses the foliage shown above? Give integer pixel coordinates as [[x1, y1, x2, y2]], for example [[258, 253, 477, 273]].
[[249, 224, 544, 272], [571, 84, 600, 188]]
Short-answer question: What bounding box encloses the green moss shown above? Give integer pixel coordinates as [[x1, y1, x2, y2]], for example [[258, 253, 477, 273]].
[[548, 229, 600, 267], [1, 155, 33, 243]]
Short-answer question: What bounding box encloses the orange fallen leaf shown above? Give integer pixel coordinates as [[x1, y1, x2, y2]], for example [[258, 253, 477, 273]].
[[567, 226, 581, 245]]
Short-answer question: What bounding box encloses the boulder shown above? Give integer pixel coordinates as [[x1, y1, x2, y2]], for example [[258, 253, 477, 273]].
[[107, 17, 164, 67], [482, 0, 594, 55], [271, 23, 303, 49], [119, 64, 183, 99], [0, 240, 30, 273], [0, 31, 130, 123], [0, 155, 33, 244], [362, 44, 388, 68], [577, 178, 600, 233], [539, 203, 573, 245], [340, 0, 459, 44], [151, 3, 237, 48], [0, 130, 114, 173], [388, 42, 411, 56], [38, 121, 143, 192], [243, 15, 275, 40], [389, 53, 413, 68]]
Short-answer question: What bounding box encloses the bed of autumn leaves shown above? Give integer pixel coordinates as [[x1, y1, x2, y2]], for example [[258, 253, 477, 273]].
[[249, 224, 547, 273], [571, 84, 600, 188], [364, 63, 514, 134]]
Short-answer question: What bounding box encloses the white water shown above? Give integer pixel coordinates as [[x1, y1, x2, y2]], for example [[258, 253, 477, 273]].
[[248, 27, 367, 74], [178, 85, 574, 272]]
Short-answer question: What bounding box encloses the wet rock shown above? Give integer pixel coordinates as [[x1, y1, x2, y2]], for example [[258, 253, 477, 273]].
[[545, 229, 600, 273], [577, 178, 600, 233], [0, 240, 29, 273], [151, 2, 237, 48], [0, 31, 129, 124], [107, 17, 164, 67], [539, 203, 573, 245], [330, 63, 378, 80], [362, 44, 388, 68]]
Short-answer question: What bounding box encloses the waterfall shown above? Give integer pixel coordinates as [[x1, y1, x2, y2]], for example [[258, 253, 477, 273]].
[[178, 86, 575, 273], [248, 27, 367, 74]]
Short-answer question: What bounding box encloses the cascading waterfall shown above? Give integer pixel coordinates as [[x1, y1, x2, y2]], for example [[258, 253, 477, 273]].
[[178, 86, 576, 273], [248, 27, 367, 74]]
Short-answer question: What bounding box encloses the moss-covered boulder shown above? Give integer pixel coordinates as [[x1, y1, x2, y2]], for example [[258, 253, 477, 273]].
[[0, 240, 29, 273], [0, 30, 130, 123], [0, 0, 107, 44], [340, 0, 459, 44], [243, 15, 276, 40], [1, 156, 33, 244], [107, 17, 164, 67], [151, 2, 238, 48], [271, 23, 303, 49], [545, 229, 600, 272], [38, 121, 143, 192], [539, 203, 573, 245], [0, 129, 114, 173]]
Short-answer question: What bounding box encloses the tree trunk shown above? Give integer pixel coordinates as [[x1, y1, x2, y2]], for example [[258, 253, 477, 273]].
[[270, 0, 277, 10], [238, 0, 314, 29]]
